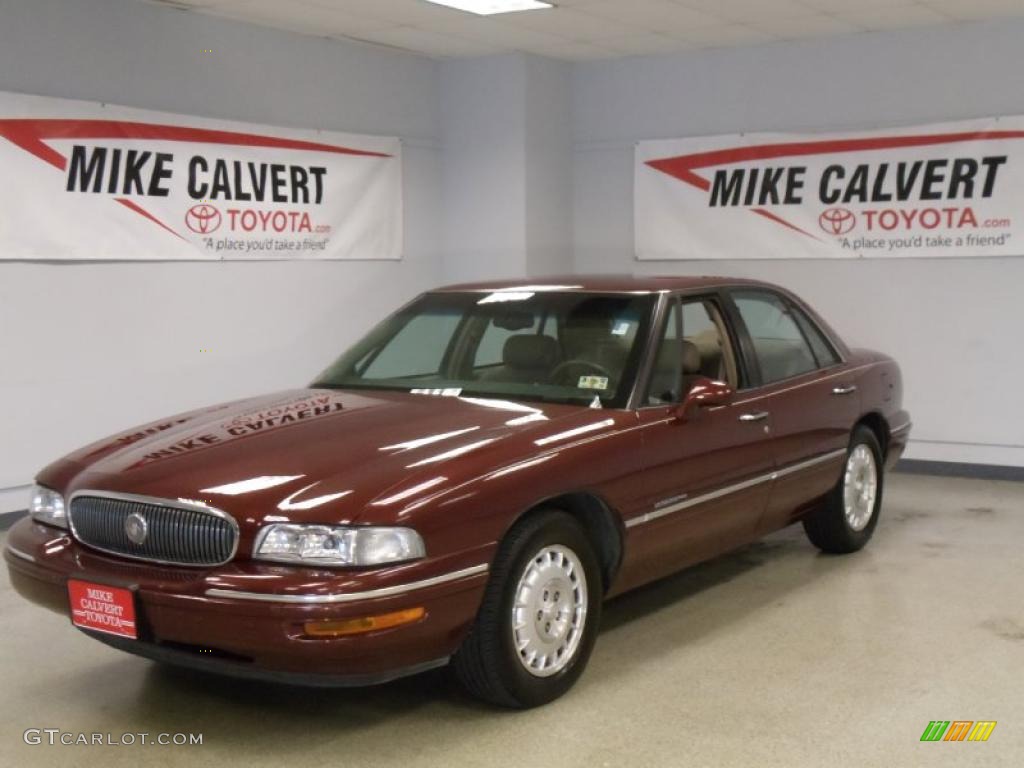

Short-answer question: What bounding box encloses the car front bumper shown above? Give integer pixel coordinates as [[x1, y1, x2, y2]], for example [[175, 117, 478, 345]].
[[4, 517, 490, 686]]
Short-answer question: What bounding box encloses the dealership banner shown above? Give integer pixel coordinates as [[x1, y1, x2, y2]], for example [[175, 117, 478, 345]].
[[0, 92, 402, 260], [636, 117, 1024, 259]]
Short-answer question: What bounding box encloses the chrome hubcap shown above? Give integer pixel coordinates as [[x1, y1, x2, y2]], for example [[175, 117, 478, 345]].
[[511, 545, 587, 678], [843, 444, 878, 531]]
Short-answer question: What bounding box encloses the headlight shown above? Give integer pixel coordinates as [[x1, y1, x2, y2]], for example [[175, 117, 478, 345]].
[[29, 485, 67, 529], [253, 524, 425, 566]]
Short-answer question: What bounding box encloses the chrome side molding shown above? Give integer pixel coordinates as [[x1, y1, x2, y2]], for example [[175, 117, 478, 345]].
[[625, 448, 847, 529], [204, 563, 490, 604]]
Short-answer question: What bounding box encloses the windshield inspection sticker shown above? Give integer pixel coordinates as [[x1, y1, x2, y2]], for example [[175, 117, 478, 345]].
[[611, 321, 631, 336], [578, 375, 609, 391]]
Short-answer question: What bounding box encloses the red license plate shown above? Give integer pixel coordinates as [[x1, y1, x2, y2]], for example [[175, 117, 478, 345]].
[[68, 579, 138, 639]]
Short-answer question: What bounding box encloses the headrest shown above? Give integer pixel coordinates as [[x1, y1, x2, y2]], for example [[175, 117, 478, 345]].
[[503, 335, 560, 370], [681, 340, 701, 374], [654, 339, 702, 375]]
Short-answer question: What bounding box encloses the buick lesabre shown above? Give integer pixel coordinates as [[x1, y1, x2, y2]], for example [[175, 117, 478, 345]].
[[4, 276, 910, 707]]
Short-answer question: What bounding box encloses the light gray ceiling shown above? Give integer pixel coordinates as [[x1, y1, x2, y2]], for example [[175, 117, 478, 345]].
[[147, 0, 1024, 60]]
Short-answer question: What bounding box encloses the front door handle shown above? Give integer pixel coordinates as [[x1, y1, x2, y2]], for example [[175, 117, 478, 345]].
[[738, 411, 769, 422], [832, 384, 857, 395]]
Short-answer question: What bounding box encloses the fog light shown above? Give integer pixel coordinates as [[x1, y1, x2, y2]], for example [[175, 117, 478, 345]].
[[302, 607, 426, 638]]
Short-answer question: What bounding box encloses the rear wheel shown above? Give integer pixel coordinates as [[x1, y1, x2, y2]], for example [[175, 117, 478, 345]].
[[803, 426, 884, 554], [452, 510, 601, 708]]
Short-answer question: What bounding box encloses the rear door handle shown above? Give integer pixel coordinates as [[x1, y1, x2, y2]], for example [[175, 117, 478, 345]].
[[738, 411, 769, 422], [832, 385, 857, 395]]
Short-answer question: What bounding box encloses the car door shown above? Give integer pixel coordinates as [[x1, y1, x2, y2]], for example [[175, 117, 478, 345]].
[[620, 293, 775, 591], [724, 288, 860, 536]]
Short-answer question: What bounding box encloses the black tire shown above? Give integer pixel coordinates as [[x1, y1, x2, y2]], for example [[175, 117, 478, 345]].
[[803, 426, 884, 554], [452, 510, 602, 708]]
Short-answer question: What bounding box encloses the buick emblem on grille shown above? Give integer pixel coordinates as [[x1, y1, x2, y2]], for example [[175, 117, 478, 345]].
[[124, 512, 149, 546]]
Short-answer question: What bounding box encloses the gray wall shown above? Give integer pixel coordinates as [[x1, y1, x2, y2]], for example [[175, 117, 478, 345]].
[[1, 1, 1021, 514], [572, 20, 1024, 467], [440, 53, 572, 282], [523, 54, 573, 278], [440, 54, 528, 282], [0, 0, 444, 510]]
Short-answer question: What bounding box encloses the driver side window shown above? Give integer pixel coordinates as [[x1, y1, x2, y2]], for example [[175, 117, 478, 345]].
[[645, 297, 738, 405], [646, 300, 682, 405]]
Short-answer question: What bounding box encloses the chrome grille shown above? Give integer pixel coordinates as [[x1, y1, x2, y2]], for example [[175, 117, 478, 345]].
[[69, 493, 238, 567]]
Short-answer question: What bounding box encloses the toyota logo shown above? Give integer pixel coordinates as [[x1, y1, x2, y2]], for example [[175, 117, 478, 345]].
[[819, 207, 856, 235], [124, 513, 148, 546], [185, 203, 222, 234]]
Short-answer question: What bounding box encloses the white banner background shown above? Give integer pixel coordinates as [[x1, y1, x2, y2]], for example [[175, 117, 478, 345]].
[[636, 117, 1024, 259], [0, 92, 402, 260]]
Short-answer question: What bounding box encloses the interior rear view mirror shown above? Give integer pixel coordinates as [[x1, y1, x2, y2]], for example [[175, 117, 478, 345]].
[[490, 309, 535, 331]]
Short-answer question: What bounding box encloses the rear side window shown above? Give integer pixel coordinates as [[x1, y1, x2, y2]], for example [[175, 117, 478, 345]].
[[790, 305, 840, 367], [732, 290, 818, 385]]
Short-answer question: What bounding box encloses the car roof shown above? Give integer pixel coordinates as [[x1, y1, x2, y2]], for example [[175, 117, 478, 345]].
[[433, 274, 775, 294]]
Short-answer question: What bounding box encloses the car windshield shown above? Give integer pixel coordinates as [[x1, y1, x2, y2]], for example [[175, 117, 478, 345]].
[[312, 290, 657, 408]]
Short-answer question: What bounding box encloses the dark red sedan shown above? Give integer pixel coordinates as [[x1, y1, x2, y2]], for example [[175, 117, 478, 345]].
[[5, 276, 910, 707]]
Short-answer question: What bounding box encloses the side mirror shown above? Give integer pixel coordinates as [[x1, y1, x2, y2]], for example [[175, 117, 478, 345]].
[[673, 377, 734, 422]]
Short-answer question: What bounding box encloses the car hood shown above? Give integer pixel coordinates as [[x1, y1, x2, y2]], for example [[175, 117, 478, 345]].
[[46, 388, 612, 527]]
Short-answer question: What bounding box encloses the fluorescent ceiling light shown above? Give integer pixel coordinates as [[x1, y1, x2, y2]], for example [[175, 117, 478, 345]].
[[478, 291, 535, 304], [406, 438, 497, 468], [422, 0, 553, 16], [201, 475, 303, 496], [380, 426, 481, 452], [277, 484, 352, 511], [534, 419, 615, 447], [371, 476, 448, 506]]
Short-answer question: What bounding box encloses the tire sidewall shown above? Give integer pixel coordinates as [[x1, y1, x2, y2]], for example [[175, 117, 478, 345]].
[[493, 513, 602, 707]]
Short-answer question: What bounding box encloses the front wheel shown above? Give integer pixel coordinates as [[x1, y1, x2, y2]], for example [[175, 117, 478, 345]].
[[803, 425, 884, 554], [452, 510, 601, 708]]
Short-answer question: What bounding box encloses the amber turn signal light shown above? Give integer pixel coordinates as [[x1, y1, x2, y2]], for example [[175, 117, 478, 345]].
[[302, 606, 426, 638]]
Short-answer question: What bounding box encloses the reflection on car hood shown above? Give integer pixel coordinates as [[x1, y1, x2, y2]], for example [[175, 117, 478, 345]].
[[47, 388, 619, 526]]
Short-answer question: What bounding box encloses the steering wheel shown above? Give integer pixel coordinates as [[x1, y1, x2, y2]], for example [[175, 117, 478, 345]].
[[551, 359, 613, 387]]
